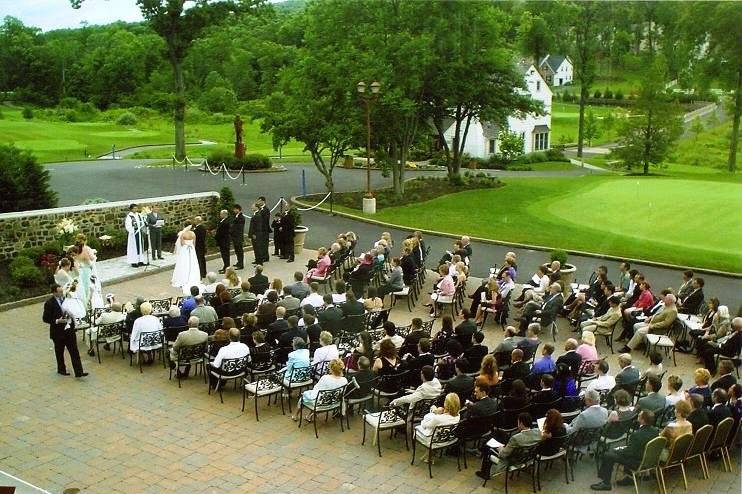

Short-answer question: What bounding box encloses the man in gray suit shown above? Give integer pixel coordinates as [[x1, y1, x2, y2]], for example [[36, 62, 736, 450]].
[[278, 287, 301, 312], [146, 205, 164, 260], [567, 390, 609, 434], [288, 272, 311, 300], [170, 316, 208, 375], [476, 412, 542, 480], [614, 353, 640, 387], [636, 375, 666, 412]]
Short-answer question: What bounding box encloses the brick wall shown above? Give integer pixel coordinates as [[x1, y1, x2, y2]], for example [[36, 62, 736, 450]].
[[0, 192, 219, 259]]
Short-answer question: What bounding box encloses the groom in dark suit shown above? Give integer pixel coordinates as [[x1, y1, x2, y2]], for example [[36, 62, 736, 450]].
[[215, 210, 231, 274], [193, 216, 208, 278], [231, 204, 246, 269], [42, 284, 87, 377]]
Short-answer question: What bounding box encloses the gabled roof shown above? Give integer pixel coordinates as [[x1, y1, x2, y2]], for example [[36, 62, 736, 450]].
[[540, 54, 570, 73]]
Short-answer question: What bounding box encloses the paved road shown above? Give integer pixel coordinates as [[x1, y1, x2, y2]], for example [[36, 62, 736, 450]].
[[96, 141, 215, 159]]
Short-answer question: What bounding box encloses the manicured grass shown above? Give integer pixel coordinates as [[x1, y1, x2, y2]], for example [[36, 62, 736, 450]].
[[0, 105, 310, 163], [326, 174, 742, 273], [516, 161, 580, 171], [551, 102, 627, 146]]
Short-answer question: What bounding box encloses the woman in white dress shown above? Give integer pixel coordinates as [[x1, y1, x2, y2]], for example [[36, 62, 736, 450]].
[[72, 234, 97, 309], [171, 225, 201, 292]]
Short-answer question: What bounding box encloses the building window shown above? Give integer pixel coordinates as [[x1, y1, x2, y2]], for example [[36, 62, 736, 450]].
[[536, 81, 541, 91], [534, 132, 549, 151], [488, 139, 496, 154]]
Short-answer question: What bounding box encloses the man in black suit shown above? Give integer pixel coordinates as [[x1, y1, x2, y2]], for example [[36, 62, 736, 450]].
[[463, 381, 498, 419], [278, 315, 308, 347], [709, 389, 733, 428], [42, 284, 87, 377], [247, 265, 269, 295], [267, 307, 290, 345], [679, 277, 705, 315], [280, 209, 295, 263], [503, 348, 531, 381], [455, 308, 477, 349], [341, 291, 365, 317], [532, 374, 560, 403], [257, 196, 272, 263], [688, 393, 710, 432], [463, 331, 488, 370], [555, 339, 582, 376], [214, 210, 231, 274], [401, 338, 435, 386], [317, 294, 343, 333], [535, 283, 564, 328], [591, 410, 660, 490], [444, 358, 475, 403], [231, 204, 246, 269], [402, 317, 428, 349], [711, 360, 738, 392], [193, 216, 208, 278]]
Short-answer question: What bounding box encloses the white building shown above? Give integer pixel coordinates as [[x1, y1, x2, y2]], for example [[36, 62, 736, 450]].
[[539, 54, 573, 87], [441, 62, 552, 158]]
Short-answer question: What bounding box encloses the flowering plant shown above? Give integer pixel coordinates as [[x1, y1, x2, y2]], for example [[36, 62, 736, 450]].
[[140, 206, 152, 215], [55, 218, 79, 245], [39, 253, 60, 273]]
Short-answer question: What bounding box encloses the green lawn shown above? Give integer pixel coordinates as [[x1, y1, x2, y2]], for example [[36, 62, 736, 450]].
[[327, 173, 742, 273], [551, 102, 627, 146], [0, 105, 310, 163], [671, 121, 738, 170]]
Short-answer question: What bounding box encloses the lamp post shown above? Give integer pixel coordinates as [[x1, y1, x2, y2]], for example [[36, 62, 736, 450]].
[[357, 80, 381, 214]]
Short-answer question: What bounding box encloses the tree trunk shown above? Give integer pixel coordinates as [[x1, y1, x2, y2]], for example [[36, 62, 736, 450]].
[[397, 143, 406, 195], [577, 85, 588, 157], [643, 107, 653, 175], [728, 69, 741, 173], [171, 57, 186, 161]]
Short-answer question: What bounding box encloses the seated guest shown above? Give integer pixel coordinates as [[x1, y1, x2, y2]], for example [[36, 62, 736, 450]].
[[444, 358, 475, 403], [312, 331, 339, 365], [502, 379, 530, 410], [492, 325, 523, 356], [180, 286, 200, 317], [695, 304, 730, 351], [191, 295, 218, 324], [169, 316, 208, 376], [278, 287, 301, 312], [214, 290, 234, 319], [576, 331, 599, 362], [278, 315, 307, 348], [641, 352, 664, 379], [256, 291, 278, 324], [249, 331, 271, 367], [247, 265, 269, 294], [401, 338, 434, 386], [556, 338, 582, 376], [301, 282, 325, 308], [130, 302, 162, 364], [636, 375, 666, 412], [665, 375, 684, 406], [711, 359, 738, 392], [264, 278, 283, 298], [678, 277, 704, 315], [415, 393, 461, 452], [345, 253, 374, 291], [204, 272, 220, 293], [590, 410, 659, 491], [304, 313, 322, 344], [700, 317, 742, 375], [586, 360, 616, 394], [464, 331, 488, 367], [317, 294, 343, 331], [390, 365, 442, 408], [289, 271, 311, 300], [222, 266, 241, 288], [455, 309, 478, 349], [93, 302, 127, 353], [374, 322, 404, 350], [687, 393, 710, 432], [210, 284, 226, 311], [709, 388, 732, 428], [532, 374, 560, 404], [346, 356, 376, 400], [267, 306, 289, 345], [531, 343, 556, 375], [378, 257, 404, 299], [341, 291, 365, 316], [660, 400, 693, 455], [518, 324, 541, 357], [529, 283, 563, 330], [615, 353, 640, 387], [350, 331, 375, 370], [291, 358, 347, 422], [372, 339, 400, 375], [477, 354, 499, 387], [463, 381, 498, 419], [476, 412, 540, 481], [209, 323, 230, 357], [502, 349, 530, 381], [608, 389, 636, 422], [209, 328, 249, 387], [567, 389, 608, 433], [727, 384, 742, 425], [688, 368, 713, 407], [331, 280, 348, 305], [363, 286, 384, 311], [553, 363, 578, 397], [621, 293, 678, 353], [232, 281, 257, 303], [539, 409, 568, 456], [304, 247, 331, 282], [429, 264, 455, 317], [283, 337, 310, 378], [403, 317, 428, 349], [240, 313, 259, 344]]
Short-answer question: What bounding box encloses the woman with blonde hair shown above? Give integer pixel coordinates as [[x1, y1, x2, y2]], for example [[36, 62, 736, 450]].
[[478, 354, 499, 387], [688, 368, 712, 406], [222, 266, 241, 288], [660, 399, 693, 460], [292, 358, 348, 422], [416, 393, 461, 456]]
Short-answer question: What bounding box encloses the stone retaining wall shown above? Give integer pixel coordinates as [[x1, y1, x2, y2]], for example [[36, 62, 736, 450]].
[[0, 192, 219, 259]]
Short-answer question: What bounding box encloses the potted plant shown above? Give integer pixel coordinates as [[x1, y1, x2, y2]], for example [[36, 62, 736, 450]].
[[288, 207, 308, 254], [542, 249, 577, 294]]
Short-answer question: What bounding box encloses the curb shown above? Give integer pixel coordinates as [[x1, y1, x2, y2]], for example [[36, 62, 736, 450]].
[[197, 165, 288, 174], [290, 196, 742, 280], [95, 142, 203, 159]]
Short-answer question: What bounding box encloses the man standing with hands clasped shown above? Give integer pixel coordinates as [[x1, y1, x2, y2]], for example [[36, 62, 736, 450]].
[[42, 284, 87, 378], [215, 210, 231, 274], [231, 204, 246, 270], [257, 196, 272, 264], [193, 215, 207, 278]]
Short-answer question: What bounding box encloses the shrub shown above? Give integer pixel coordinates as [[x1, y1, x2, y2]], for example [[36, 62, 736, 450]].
[[9, 256, 46, 287], [545, 147, 568, 161], [408, 147, 431, 161], [102, 227, 127, 251], [593, 90, 602, 99], [550, 249, 568, 267], [614, 91, 624, 100], [516, 152, 548, 164], [116, 111, 138, 125], [498, 130, 525, 163], [59, 97, 81, 109], [62, 109, 78, 122], [242, 153, 271, 170], [0, 144, 57, 213], [198, 87, 237, 113], [22, 107, 33, 119], [603, 89, 613, 100]]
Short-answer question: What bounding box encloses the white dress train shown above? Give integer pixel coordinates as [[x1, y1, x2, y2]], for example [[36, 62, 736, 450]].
[[171, 237, 201, 290]]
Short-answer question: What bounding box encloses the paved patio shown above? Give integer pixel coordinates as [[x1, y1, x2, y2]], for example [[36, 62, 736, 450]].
[[0, 248, 738, 494]]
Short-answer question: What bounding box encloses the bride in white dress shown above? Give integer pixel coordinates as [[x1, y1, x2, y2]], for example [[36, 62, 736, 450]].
[[171, 225, 201, 291]]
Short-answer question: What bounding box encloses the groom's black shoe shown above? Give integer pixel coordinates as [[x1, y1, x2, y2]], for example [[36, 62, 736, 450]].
[[138, 262, 145, 267], [131, 264, 138, 268]]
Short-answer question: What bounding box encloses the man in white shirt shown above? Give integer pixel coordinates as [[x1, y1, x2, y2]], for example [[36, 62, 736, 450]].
[[209, 328, 249, 387], [586, 360, 616, 394], [331, 280, 347, 305], [301, 282, 325, 308], [191, 296, 218, 324], [89, 303, 126, 355], [374, 322, 405, 351], [391, 365, 442, 407], [170, 316, 208, 375]]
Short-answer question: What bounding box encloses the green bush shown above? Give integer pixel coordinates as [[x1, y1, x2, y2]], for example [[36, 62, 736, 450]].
[[22, 107, 33, 119], [116, 111, 138, 126], [17, 246, 46, 264], [408, 147, 432, 161], [603, 89, 614, 100], [550, 249, 569, 266], [208, 149, 272, 170], [0, 144, 57, 213], [199, 86, 237, 113], [9, 256, 46, 287], [545, 147, 569, 162], [593, 90, 602, 99], [614, 91, 624, 100], [516, 152, 548, 164], [102, 227, 127, 250]]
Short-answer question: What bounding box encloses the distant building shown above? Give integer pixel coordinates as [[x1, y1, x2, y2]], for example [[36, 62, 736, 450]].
[[539, 54, 573, 87], [440, 62, 552, 158]]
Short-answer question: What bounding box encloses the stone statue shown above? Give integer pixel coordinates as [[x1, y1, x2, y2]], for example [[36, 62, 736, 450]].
[[234, 114, 245, 158]]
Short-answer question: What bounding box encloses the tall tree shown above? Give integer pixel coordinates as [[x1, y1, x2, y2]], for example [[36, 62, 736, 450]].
[[70, 1, 261, 160], [570, 1, 599, 158], [615, 56, 682, 175], [518, 10, 552, 66]]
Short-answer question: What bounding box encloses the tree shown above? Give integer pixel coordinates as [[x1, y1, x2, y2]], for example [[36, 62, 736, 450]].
[[518, 11, 552, 66], [498, 130, 525, 164], [614, 57, 682, 175], [0, 144, 57, 213], [570, 1, 600, 158], [583, 110, 601, 146], [70, 1, 260, 160], [690, 119, 705, 142]]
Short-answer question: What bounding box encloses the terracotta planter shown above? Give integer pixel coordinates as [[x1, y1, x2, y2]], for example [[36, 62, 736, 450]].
[[294, 226, 308, 255]]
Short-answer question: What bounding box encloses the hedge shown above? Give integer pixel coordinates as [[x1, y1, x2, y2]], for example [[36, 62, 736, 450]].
[[207, 149, 272, 170]]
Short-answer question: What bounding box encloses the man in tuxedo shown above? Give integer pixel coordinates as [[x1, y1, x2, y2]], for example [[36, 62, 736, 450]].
[[679, 277, 705, 315], [711, 360, 738, 392], [247, 203, 261, 264], [267, 307, 290, 345], [535, 283, 564, 328], [709, 389, 733, 429], [503, 348, 531, 381], [193, 216, 208, 278], [146, 205, 164, 260], [231, 204, 246, 269], [42, 284, 87, 377], [444, 358, 475, 403], [455, 308, 477, 349], [214, 210, 231, 274], [280, 208, 295, 263], [257, 196, 272, 263], [317, 294, 343, 333]]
